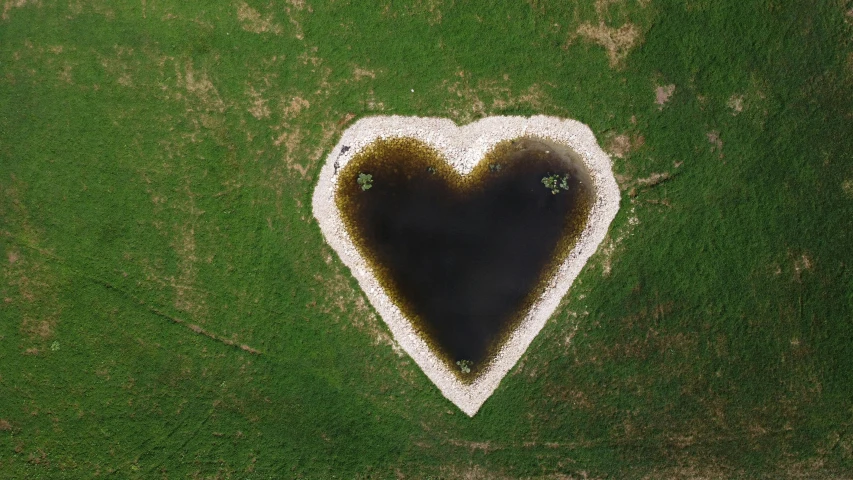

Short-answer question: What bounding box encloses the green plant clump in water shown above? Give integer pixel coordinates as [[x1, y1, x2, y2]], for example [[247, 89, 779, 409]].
[[357, 172, 373, 191], [542, 173, 570, 194], [456, 359, 473, 374]]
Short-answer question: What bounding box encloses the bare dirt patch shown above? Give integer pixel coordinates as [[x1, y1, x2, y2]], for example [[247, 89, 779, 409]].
[[655, 84, 676, 107], [0, 419, 12, 431]]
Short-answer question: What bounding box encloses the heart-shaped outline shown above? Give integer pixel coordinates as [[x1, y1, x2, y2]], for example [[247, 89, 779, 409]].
[[312, 116, 620, 416]]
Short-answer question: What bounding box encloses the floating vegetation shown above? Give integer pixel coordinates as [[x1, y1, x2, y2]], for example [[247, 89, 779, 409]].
[[542, 173, 570, 194], [357, 172, 373, 191]]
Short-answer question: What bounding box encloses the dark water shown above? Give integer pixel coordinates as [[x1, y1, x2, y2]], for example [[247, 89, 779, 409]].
[[336, 137, 593, 380]]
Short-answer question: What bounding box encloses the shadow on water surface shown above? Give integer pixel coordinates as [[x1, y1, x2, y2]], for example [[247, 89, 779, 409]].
[[336, 137, 593, 381]]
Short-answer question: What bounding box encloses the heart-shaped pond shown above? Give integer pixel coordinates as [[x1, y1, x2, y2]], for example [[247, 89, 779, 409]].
[[312, 116, 620, 415], [336, 137, 594, 379]]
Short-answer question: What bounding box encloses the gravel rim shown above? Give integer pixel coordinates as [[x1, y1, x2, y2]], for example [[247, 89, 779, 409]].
[[312, 115, 621, 416]]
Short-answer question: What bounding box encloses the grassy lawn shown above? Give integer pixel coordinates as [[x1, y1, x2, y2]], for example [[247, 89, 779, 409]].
[[1, 0, 852, 478]]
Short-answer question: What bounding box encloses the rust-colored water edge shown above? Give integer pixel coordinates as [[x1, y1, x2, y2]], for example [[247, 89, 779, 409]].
[[312, 116, 620, 416]]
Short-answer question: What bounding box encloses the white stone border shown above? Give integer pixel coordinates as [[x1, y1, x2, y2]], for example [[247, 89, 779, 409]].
[[312, 116, 620, 416]]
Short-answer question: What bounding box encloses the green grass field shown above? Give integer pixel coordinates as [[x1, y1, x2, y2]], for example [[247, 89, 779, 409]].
[[2, 0, 853, 478]]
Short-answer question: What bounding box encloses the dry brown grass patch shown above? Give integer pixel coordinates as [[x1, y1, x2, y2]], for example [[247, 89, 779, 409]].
[[641, 462, 735, 480], [337, 112, 356, 127], [576, 22, 642, 68], [0, 419, 13, 431], [447, 438, 502, 453], [706, 130, 723, 158], [435, 464, 514, 480], [791, 251, 814, 283], [363, 90, 387, 112], [20, 317, 54, 339], [442, 74, 553, 123], [166, 184, 210, 322], [246, 85, 271, 119], [405, 0, 444, 25], [352, 66, 376, 81], [59, 63, 74, 84], [597, 205, 638, 276], [97, 46, 136, 88], [655, 84, 676, 107], [236, 2, 283, 35], [282, 95, 310, 118], [607, 133, 645, 158], [1, 182, 63, 346], [311, 264, 405, 358], [272, 127, 306, 164], [2, 0, 41, 21], [175, 59, 226, 112], [635, 171, 671, 188], [726, 94, 745, 115], [283, 0, 306, 40], [842, 179, 853, 198]]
